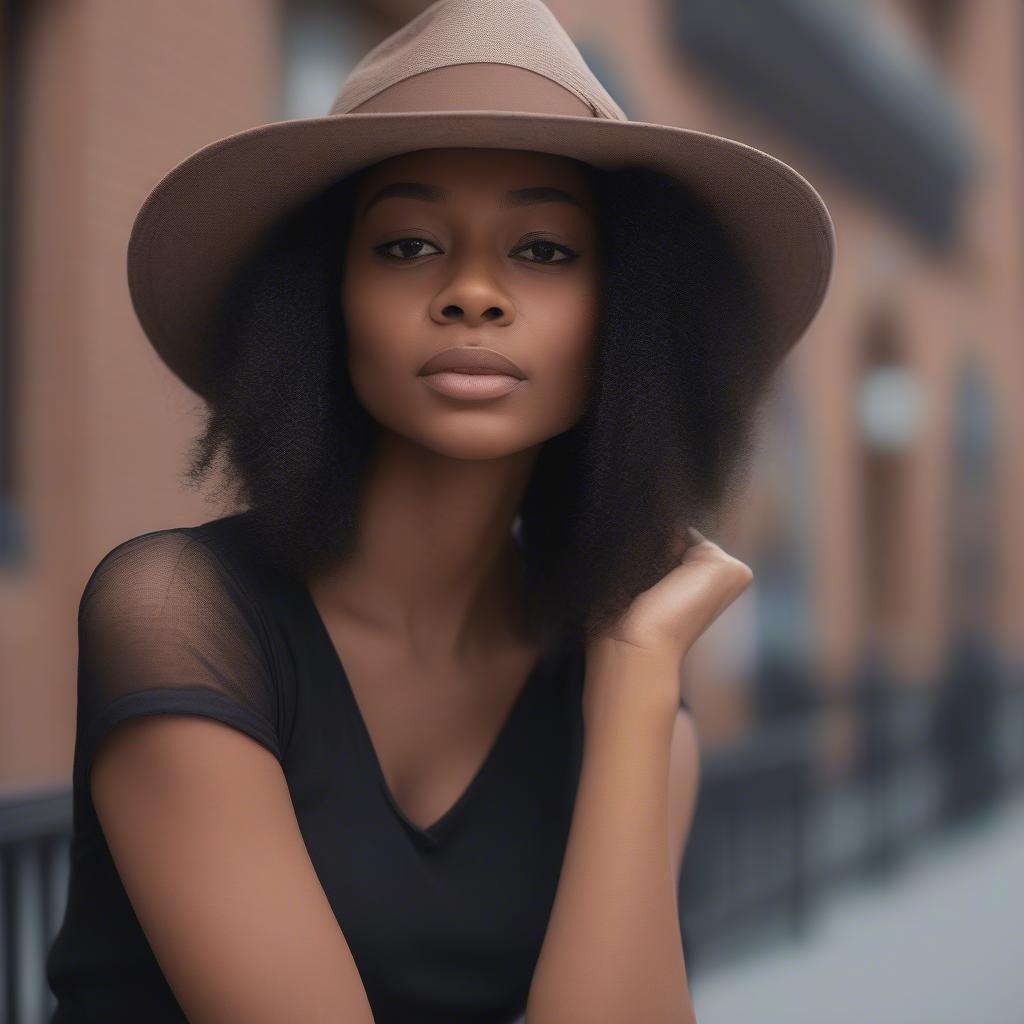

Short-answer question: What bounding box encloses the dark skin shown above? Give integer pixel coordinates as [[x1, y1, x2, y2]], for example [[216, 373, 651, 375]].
[[304, 145, 749, 835], [303, 147, 601, 828], [90, 154, 734, 1024], [313, 146, 599, 654]]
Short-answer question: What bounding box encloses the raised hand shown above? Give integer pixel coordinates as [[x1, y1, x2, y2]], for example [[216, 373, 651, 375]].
[[584, 527, 755, 713]]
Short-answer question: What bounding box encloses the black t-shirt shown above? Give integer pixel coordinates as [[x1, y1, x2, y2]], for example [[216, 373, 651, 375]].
[[46, 512, 689, 1022]]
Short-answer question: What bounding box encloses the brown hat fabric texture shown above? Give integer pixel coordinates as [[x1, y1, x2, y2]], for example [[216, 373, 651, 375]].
[[126, 0, 836, 401]]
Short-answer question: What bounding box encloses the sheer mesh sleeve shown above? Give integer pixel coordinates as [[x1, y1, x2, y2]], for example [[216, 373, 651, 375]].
[[74, 529, 282, 791]]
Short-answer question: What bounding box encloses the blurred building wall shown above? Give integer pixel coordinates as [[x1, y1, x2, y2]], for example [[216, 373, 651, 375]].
[[1, 0, 1021, 787], [0, 0, 280, 784]]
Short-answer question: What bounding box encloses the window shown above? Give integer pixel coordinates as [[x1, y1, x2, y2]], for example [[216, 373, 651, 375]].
[[279, 0, 382, 120]]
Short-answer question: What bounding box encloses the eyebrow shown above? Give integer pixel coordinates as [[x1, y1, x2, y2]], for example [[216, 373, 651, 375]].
[[359, 181, 586, 216]]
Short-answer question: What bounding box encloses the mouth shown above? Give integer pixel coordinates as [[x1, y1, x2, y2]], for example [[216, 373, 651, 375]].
[[418, 369, 525, 401], [418, 345, 527, 380]]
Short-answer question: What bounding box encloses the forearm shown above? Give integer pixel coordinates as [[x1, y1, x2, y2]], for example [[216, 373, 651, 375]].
[[525, 642, 695, 1024]]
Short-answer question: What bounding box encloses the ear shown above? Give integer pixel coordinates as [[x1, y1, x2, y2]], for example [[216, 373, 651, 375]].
[[668, 704, 701, 885]]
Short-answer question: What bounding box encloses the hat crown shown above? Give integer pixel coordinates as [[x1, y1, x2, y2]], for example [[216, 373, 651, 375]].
[[329, 0, 627, 120]]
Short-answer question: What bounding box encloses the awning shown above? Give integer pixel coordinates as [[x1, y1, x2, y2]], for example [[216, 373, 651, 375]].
[[671, 0, 981, 250]]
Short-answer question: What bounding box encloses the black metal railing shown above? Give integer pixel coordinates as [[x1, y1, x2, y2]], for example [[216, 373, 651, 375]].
[[4, 674, 1023, 1022], [0, 783, 71, 1024], [676, 671, 1024, 972]]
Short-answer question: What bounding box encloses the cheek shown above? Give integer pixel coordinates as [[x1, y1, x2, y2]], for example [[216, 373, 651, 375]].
[[541, 339, 594, 426], [341, 271, 418, 411], [530, 292, 598, 423]]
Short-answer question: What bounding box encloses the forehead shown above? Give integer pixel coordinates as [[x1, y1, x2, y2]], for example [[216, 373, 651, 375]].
[[351, 147, 595, 209]]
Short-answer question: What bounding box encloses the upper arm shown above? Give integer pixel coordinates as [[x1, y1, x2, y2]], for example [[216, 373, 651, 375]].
[[81, 529, 374, 1022], [91, 713, 376, 1024], [668, 705, 700, 883]]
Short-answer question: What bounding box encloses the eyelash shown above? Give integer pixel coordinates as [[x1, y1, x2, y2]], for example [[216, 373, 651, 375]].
[[372, 237, 580, 265]]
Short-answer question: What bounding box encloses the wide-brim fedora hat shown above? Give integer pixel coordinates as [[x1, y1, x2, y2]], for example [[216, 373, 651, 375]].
[[126, 0, 836, 402]]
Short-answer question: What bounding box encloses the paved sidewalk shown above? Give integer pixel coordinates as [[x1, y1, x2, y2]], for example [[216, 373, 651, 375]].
[[690, 788, 1024, 1024]]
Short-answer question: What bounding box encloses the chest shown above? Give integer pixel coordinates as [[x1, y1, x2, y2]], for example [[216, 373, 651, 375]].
[[315, 611, 544, 834], [280, 585, 585, 1018]]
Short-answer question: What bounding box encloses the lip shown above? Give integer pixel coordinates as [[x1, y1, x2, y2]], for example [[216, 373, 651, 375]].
[[418, 346, 526, 379], [420, 371, 524, 400]]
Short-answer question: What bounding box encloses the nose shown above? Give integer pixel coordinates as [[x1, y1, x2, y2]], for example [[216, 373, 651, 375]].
[[440, 302, 504, 322], [429, 270, 514, 327]]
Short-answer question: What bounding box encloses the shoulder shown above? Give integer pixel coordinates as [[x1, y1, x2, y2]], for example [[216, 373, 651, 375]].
[[76, 520, 286, 740], [82, 527, 197, 607], [87, 514, 245, 575], [81, 515, 264, 623]]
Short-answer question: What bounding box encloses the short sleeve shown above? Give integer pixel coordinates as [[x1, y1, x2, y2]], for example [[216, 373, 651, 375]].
[[74, 529, 282, 792]]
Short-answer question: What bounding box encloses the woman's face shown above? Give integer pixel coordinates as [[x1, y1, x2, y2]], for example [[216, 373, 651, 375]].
[[341, 147, 600, 460]]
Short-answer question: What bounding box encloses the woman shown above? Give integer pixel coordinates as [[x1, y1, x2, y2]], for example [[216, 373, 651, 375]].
[[46, 2, 835, 1022]]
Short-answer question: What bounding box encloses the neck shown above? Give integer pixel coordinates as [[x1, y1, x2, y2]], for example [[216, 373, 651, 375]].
[[307, 428, 541, 663]]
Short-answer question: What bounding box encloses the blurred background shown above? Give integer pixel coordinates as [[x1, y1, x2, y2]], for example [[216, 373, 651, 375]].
[[1, 1, 1022, 1021]]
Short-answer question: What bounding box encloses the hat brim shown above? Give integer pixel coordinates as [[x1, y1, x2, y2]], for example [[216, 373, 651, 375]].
[[127, 109, 835, 399]]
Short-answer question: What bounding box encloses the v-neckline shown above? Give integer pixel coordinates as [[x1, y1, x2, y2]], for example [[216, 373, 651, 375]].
[[295, 579, 551, 846]]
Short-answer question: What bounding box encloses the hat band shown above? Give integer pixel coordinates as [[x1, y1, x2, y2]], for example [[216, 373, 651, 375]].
[[337, 62, 598, 118]]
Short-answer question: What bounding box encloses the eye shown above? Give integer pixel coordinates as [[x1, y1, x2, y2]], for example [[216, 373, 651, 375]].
[[513, 240, 579, 265], [374, 238, 443, 261], [372, 237, 580, 265]]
